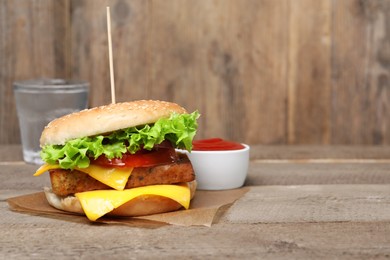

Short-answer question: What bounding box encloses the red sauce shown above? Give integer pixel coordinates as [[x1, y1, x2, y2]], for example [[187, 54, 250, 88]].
[[192, 138, 245, 151]]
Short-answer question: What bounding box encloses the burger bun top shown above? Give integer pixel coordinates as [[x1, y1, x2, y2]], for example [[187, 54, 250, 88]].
[[40, 100, 187, 146]]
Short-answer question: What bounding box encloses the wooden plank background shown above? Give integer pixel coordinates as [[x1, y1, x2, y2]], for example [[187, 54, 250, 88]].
[[1, 0, 390, 145]]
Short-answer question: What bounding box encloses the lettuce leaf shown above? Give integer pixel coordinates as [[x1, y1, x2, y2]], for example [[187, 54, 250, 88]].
[[41, 111, 200, 169]]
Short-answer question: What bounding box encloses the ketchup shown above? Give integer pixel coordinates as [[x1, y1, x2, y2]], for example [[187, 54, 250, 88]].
[[192, 138, 245, 151]]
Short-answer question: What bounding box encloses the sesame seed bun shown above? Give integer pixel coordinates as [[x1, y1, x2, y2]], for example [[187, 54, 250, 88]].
[[40, 100, 187, 146]]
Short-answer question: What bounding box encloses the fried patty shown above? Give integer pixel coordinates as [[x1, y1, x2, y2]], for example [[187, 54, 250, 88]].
[[49, 155, 195, 196]]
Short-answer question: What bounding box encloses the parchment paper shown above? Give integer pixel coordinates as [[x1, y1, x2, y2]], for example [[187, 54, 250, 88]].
[[7, 188, 249, 227]]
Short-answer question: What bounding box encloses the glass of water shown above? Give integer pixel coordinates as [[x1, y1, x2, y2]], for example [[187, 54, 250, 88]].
[[13, 79, 89, 164]]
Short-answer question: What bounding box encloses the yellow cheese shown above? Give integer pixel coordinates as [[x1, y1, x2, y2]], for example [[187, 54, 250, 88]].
[[76, 165, 133, 191], [34, 163, 133, 191], [75, 184, 191, 221], [34, 164, 60, 176]]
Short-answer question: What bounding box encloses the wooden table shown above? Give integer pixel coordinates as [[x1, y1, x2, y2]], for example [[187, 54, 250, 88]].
[[1, 145, 390, 259]]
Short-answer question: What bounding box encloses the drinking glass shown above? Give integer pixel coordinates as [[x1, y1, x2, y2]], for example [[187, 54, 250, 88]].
[[13, 78, 89, 164]]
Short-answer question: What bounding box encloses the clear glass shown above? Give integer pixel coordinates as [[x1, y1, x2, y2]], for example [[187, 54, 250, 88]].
[[13, 79, 89, 164]]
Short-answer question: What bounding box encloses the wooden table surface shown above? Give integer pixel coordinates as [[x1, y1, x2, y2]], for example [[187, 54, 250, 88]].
[[1, 145, 390, 259]]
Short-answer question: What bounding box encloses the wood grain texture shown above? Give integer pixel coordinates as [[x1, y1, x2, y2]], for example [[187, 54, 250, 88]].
[[1, 215, 389, 259], [225, 185, 390, 223], [1, 0, 390, 145], [332, 0, 390, 144], [249, 145, 390, 160], [246, 162, 390, 186], [288, 0, 332, 144], [0, 0, 71, 144], [71, 0, 288, 143], [2, 146, 390, 258]]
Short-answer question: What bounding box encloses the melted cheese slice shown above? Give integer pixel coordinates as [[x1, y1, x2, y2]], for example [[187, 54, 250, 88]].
[[34, 164, 60, 176], [76, 165, 133, 191], [75, 184, 190, 221], [34, 164, 133, 191]]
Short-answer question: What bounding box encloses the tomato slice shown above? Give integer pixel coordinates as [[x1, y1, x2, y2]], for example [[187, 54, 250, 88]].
[[92, 144, 178, 168]]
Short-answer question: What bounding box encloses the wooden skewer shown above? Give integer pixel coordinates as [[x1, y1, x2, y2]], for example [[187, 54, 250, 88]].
[[106, 6, 116, 104]]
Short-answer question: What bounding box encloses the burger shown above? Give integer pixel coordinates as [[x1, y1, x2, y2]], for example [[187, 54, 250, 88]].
[[34, 100, 199, 221]]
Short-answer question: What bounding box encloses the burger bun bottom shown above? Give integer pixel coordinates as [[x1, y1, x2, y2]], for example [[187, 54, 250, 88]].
[[43, 181, 197, 217]]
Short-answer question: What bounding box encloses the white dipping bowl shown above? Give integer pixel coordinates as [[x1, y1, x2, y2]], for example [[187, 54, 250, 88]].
[[180, 144, 250, 190]]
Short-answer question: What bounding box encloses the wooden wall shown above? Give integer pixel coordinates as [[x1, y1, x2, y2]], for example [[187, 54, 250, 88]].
[[1, 0, 390, 145]]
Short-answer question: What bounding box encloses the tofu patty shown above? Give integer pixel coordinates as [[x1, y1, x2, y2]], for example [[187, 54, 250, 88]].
[[49, 154, 195, 196]]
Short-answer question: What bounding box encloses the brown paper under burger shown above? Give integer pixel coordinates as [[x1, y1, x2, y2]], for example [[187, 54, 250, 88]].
[[7, 188, 249, 227]]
